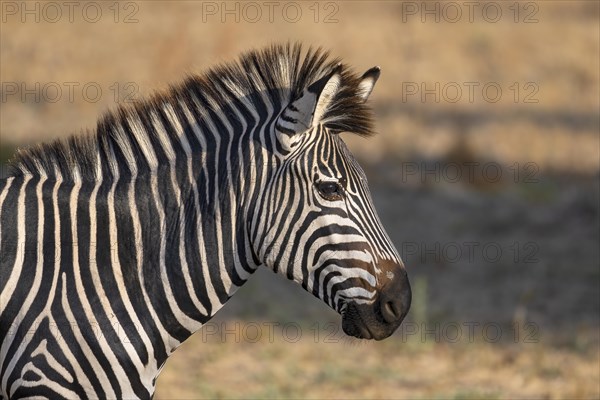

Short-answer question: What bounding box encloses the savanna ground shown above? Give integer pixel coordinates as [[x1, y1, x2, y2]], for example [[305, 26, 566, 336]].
[[1, 1, 599, 398]]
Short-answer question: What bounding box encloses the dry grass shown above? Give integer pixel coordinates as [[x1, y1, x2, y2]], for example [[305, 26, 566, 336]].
[[155, 327, 599, 400]]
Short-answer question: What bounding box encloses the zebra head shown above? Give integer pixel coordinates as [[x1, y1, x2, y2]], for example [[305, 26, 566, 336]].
[[254, 62, 411, 340]]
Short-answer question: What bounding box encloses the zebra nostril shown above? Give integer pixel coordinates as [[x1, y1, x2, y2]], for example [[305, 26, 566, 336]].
[[381, 298, 401, 323], [384, 300, 398, 319]]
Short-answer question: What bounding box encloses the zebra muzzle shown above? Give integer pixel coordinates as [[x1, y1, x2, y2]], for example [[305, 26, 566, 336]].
[[341, 265, 411, 340]]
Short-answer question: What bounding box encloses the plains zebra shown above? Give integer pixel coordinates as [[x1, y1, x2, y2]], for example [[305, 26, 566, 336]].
[[0, 43, 411, 399]]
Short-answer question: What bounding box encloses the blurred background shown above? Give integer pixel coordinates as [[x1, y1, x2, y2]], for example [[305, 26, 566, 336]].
[[1, 1, 598, 398]]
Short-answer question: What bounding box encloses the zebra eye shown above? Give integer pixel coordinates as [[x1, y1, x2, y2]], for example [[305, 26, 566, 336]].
[[316, 180, 344, 201]]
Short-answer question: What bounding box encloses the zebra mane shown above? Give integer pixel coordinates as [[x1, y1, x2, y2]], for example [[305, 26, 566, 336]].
[[8, 43, 376, 180]]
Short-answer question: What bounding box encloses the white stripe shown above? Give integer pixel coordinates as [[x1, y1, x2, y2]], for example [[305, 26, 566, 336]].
[[0, 177, 15, 289], [68, 180, 118, 398], [0, 175, 33, 386], [31, 339, 73, 383], [154, 108, 209, 317], [134, 113, 201, 332], [124, 172, 174, 367], [57, 270, 107, 398], [182, 97, 221, 312], [334, 287, 377, 307], [209, 105, 246, 288], [112, 125, 138, 172], [309, 254, 376, 297], [5, 174, 84, 398], [0, 176, 47, 390], [200, 112, 234, 302], [17, 362, 73, 395], [104, 149, 159, 378], [128, 117, 158, 169], [0, 175, 32, 312], [218, 96, 256, 279], [229, 95, 262, 270], [1, 175, 60, 395], [104, 134, 173, 374]]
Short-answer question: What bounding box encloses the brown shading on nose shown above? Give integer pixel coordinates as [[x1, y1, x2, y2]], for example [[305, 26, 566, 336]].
[[378, 260, 411, 325]]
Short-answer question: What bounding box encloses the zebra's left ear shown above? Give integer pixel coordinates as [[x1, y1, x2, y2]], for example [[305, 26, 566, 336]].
[[276, 64, 343, 135], [357, 66, 381, 102]]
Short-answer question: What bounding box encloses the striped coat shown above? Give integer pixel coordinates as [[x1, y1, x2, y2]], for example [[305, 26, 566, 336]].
[[0, 44, 410, 399]]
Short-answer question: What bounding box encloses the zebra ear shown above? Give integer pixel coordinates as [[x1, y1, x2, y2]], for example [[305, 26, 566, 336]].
[[357, 66, 380, 102], [276, 64, 343, 135]]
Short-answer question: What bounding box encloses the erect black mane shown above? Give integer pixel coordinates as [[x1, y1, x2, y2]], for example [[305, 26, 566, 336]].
[[8, 43, 376, 180]]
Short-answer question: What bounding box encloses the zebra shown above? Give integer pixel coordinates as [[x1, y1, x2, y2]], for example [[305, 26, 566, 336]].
[[0, 43, 411, 399]]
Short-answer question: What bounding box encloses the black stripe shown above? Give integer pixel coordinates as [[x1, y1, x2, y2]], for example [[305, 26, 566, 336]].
[[0, 177, 22, 295], [275, 123, 296, 135], [280, 114, 298, 124]]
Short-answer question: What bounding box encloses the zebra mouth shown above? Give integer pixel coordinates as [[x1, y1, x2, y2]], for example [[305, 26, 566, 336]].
[[341, 302, 393, 341], [350, 317, 374, 340]]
